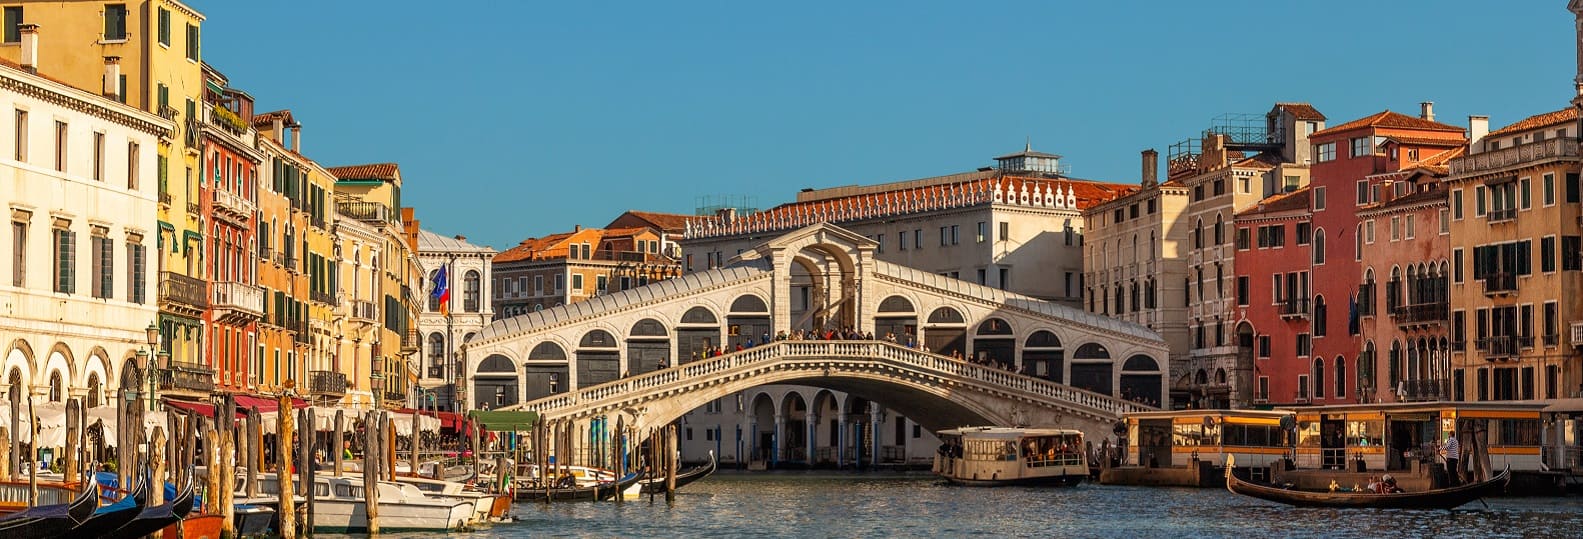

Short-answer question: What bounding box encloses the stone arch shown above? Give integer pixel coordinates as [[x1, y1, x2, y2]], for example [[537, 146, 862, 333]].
[[1119, 354, 1162, 406], [783, 238, 860, 329], [626, 318, 670, 375], [1194, 369, 1209, 385], [463, 270, 481, 312], [729, 294, 769, 313], [43, 342, 74, 387], [576, 329, 620, 388], [3, 339, 33, 393], [787, 255, 826, 333], [970, 318, 1015, 370], [874, 294, 918, 345], [475, 352, 518, 412], [677, 305, 722, 364], [1022, 330, 1064, 382], [779, 390, 811, 461], [1069, 343, 1113, 396], [528, 341, 566, 360], [727, 294, 771, 349], [680, 306, 719, 324], [1215, 368, 1228, 385], [748, 392, 778, 460]]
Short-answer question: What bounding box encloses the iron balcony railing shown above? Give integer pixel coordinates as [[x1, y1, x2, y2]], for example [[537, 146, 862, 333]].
[[335, 201, 393, 225], [1399, 379, 1450, 402], [158, 361, 215, 393], [1487, 207, 1517, 223], [1483, 272, 1517, 295], [1392, 302, 1448, 325], [1476, 336, 1520, 359], [158, 271, 208, 309], [1279, 298, 1310, 318], [309, 289, 338, 305], [308, 370, 348, 396]]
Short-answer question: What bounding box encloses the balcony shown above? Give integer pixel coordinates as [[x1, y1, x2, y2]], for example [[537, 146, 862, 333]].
[[1482, 273, 1517, 296], [1399, 379, 1451, 402], [211, 280, 264, 323], [292, 321, 312, 345], [1476, 336, 1520, 360], [187, 201, 201, 216], [347, 299, 378, 321], [1391, 302, 1448, 328], [336, 201, 394, 225], [1279, 298, 1310, 319], [159, 191, 172, 206], [308, 370, 348, 397], [211, 188, 255, 224], [1486, 207, 1517, 223], [1449, 137, 1581, 176], [158, 271, 208, 315], [157, 361, 215, 395], [309, 289, 338, 306], [402, 326, 421, 354], [1573, 321, 1583, 346]]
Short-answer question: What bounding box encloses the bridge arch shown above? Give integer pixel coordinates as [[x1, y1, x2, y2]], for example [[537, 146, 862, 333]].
[[1120, 354, 1163, 406], [776, 236, 860, 330], [676, 305, 722, 364], [627, 318, 670, 376], [971, 318, 1015, 368], [1023, 330, 1064, 382], [1070, 342, 1114, 396], [923, 306, 966, 357]]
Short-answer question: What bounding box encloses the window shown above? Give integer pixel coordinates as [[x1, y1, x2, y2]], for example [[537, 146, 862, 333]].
[[1236, 276, 1249, 306], [1296, 222, 1311, 245], [463, 271, 480, 312], [1356, 180, 1369, 205], [103, 4, 128, 41], [1452, 189, 1464, 220], [2, 6, 20, 44], [157, 7, 170, 46], [1544, 173, 1556, 206], [999, 222, 1009, 241], [1350, 137, 1370, 158], [976, 221, 986, 243], [939, 226, 948, 246], [570, 274, 582, 290], [1235, 228, 1250, 250], [1568, 173, 1580, 204], [91, 132, 105, 181], [185, 23, 199, 61], [10, 220, 25, 287], [1405, 215, 1415, 239], [898, 231, 906, 251], [1297, 333, 1311, 357], [595, 275, 607, 293], [1475, 186, 1486, 217], [127, 142, 140, 190], [534, 275, 543, 293], [13, 109, 25, 162], [977, 268, 986, 285], [1257, 335, 1271, 358], [1390, 217, 1400, 241], [1313, 186, 1327, 211], [90, 232, 111, 299], [1313, 228, 1326, 264], [1564, 236, 1582, 271], [1315, 142, 1336, 162], [52, 226, 74, 294], [53, 120, 66, 172], [554, 273, 564, 291], [1439, 208, 1449, 234], [1313, 359, 1326, 399], [950, 224, 959, 245], [1520, 178, 1532, 210], [914, 229, 922, 249], [1453, 248, 1463, 282], [1543, 236, 1557, 273]]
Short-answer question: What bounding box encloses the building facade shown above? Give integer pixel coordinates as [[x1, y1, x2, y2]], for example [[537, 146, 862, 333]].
[[1169, 103, 1324, 408], [1233, 188, 1315, 406], [0, 50, 171, 410], [492, 226, 680, 320], [416, 228, 494, 412], [1444, 105, 1583, 402], [329, 163, 422, 408], [198, 63, 263, 397]]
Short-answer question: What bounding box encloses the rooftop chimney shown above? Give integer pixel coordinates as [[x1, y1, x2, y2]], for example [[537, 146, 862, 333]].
[[1140, 149, 1158, 187], [19, 24, 39, 74], [1468, 115, 1490, 152], [573, 224, 582, 232], [291, 123, 302, 153], [271, 117, 283, 143], [102, 56, 121, 100], [454, 235, 466, 241], [1420, 101, 1435, 122]]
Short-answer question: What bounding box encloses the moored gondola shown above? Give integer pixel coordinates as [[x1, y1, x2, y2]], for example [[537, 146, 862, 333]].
[[0, 474, 101, 538], [1224, 454, 1510, 510], [515, 472, 642, 502], [72, 472, 149, 537], [639, 451, 716, 495], [103, 474, 196, 539]]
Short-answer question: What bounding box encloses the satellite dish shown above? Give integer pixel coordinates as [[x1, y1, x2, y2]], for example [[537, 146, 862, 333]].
[[1279, 415, 1296, 431]]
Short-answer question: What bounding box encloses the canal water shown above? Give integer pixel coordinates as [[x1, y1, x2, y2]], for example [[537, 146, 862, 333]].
[[353, 472, 1583, 538]]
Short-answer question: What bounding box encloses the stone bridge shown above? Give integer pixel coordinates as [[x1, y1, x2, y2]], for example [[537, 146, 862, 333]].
[[464, 223, 1168, 444]]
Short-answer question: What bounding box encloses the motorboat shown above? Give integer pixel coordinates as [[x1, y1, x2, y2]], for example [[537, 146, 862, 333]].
[[391, 474, 511, 524], [933, 426, 1088, 487], [253, 472, 473, 533]]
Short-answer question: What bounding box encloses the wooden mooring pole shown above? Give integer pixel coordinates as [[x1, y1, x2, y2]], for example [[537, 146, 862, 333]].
[[277, 395, 297, 539]]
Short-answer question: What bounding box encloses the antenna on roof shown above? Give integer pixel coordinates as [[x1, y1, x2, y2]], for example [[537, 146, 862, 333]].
[[1025, 137, 1031, 152]]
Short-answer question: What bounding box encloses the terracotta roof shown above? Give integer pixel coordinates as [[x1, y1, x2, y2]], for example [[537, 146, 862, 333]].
[[606, 210, 693, 233], [1275, 103, 1326, 121], [601, 227, 652, 237], [1485, 107, 1579, 139], [1413, 146, 1466, 168], [1237, 186, 1311, 217], [1232, 151, 1285, 169], [495, 231, 581, 263], [252, 109, 294, 126], [1377, 187, 1447, 211], [327, 163, 400, 181], [1310, 110, 1464, 138]]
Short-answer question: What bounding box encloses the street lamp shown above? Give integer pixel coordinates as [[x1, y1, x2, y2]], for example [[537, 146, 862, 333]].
[[143, 322, 160, 411]]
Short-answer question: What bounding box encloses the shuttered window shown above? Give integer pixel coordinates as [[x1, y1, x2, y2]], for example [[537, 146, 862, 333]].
[[53, 227, 75, 294], [104, 4, 127, 40], [128, 241, 145, 304], [90, 233, 112, 298]]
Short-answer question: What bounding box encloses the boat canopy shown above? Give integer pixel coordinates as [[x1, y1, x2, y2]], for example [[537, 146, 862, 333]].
[[467, 410, 539, 432]]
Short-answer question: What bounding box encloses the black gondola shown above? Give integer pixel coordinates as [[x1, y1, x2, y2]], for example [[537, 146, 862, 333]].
[[72, 472, 149, 537], [1224, 454, 1511, 510], [102, 474, 197, 539], [0, 474, 101, 538], [639, 450, 717, 494], [515, 472, 643, 502]]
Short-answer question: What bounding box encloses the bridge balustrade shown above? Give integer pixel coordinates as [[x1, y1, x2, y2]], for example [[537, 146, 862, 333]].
[[518, 341, 1154, 420]]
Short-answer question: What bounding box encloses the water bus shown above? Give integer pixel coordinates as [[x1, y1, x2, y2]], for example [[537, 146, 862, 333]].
[[933, 427, 1086, 487]]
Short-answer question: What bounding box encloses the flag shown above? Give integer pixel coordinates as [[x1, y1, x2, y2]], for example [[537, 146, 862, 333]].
[[431, 265, 450, 316]]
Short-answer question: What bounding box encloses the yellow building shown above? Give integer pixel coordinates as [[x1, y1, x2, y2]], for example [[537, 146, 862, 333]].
[[1443, 108, 1582, 401], [0, 0, 210, 383], [328, 163, 420, 409]]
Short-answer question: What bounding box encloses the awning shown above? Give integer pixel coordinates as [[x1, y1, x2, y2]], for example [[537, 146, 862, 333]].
[[234, 395, 309, 413], [397, 408, 466, 430], [467, 410, 539, 432]]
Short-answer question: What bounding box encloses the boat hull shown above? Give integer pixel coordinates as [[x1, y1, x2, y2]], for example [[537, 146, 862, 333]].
[[306, 498, 473, 533], [166, 514, 224, 539], [942, 473, 1085, 487], [1226, 467, 1511, 509]]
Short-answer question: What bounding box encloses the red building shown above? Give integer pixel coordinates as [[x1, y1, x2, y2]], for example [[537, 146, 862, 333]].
[[1295, 105, 1465, 405], [1233, 187, 1313, 405], [200, 64, 264, 392]]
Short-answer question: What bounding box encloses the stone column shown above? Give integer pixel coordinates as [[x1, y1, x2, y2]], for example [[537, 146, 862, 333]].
[[836, 416, 846, 469], [772, 413, 785, 466], [870, 406, 883, 467], [806, 413, 819, 468]]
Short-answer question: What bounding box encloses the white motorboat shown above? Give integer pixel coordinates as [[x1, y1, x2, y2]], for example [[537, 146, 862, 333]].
[[933, 426, 1088, 487], [254, 472, 473, 533]]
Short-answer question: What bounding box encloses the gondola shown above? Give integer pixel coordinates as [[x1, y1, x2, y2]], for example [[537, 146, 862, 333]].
[[102, 474, 196, 539], [0, 474, 101, 538], [640, 451, 717, 494], [72, 472, 150, 537], [1224, 454, 1510, 509], [515, 472, 642, 502]]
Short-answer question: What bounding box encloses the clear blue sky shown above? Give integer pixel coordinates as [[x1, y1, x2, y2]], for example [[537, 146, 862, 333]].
[[194, 1, 1579, 250]]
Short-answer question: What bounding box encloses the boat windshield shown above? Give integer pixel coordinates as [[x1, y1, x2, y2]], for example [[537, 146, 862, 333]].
[[1022, 434, 1082, 467]]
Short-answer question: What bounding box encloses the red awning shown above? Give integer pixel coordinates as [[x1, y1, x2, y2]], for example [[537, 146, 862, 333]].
[[163, 395, 308, 417], [397, 408, 465, 430]]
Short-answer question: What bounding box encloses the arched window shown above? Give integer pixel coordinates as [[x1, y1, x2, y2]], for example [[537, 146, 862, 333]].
[[1313, 227, 1326, 264], [1355, 223, 1363, 261], [428, 333, 446, 374], [1214, 214, 1224, 245], [427, 270, 442, 312], [48, 371, 62, 402], [86, 373, 102, 408], [463, 270, 481, 312], [1313, 296, 1328, 337], [1313, 358, 1326, 399], [1195, 218, 1204, 249], [1335, 356, 1346, 398]]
